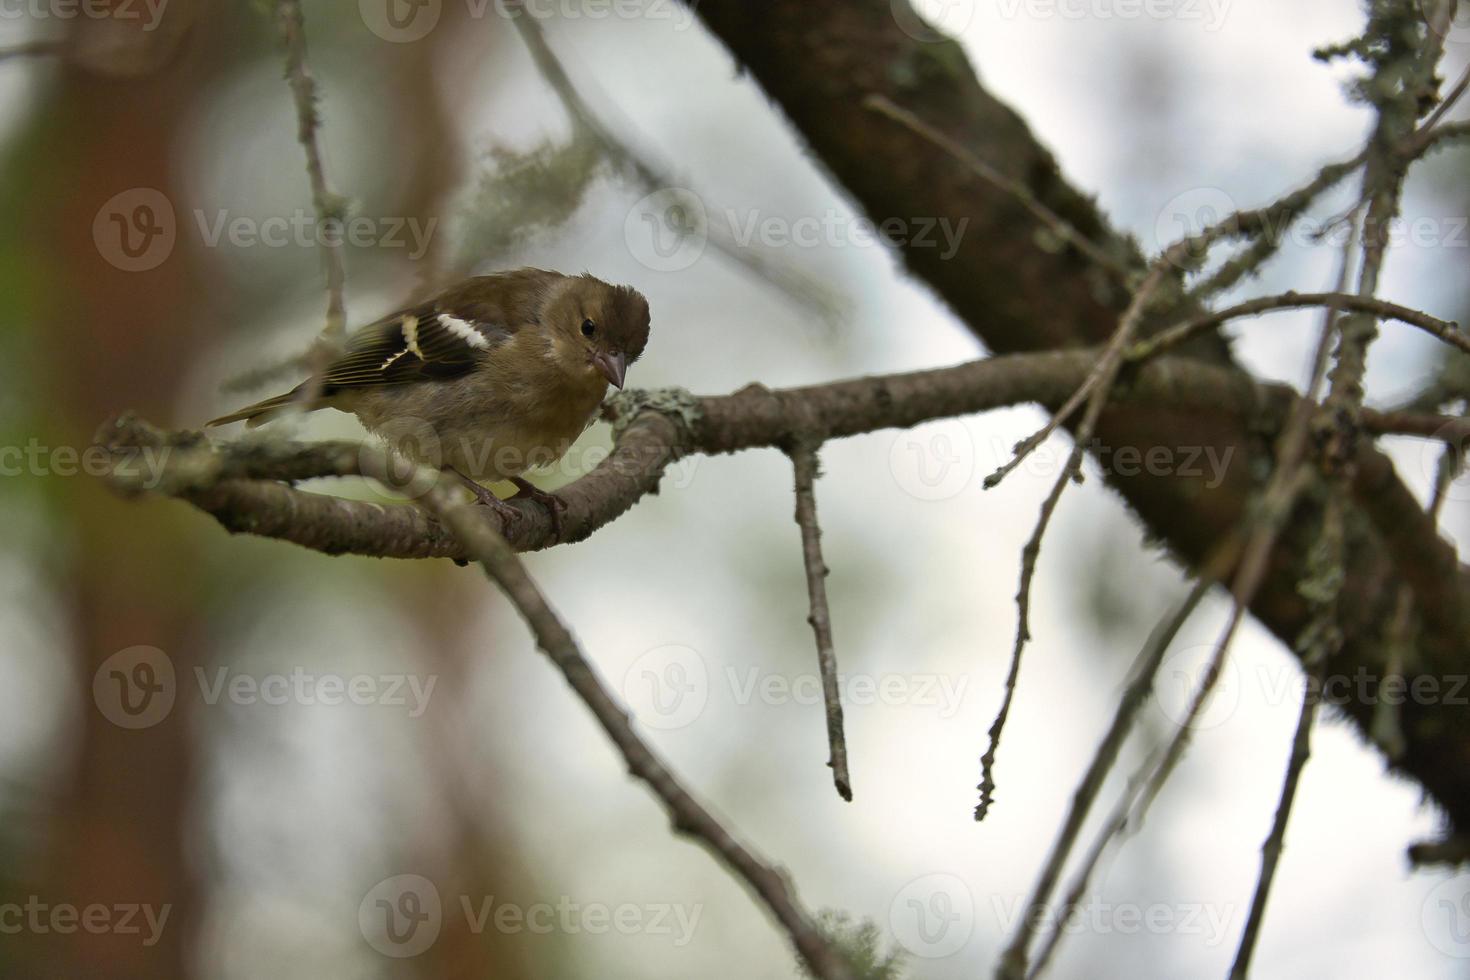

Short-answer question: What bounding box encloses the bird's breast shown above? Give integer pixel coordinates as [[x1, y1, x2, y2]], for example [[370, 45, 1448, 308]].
[[441, 369, 607, 481]]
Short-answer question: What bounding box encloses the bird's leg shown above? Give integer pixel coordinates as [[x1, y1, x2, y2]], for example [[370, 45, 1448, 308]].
[[446, 468, 524, 528], [510, 476, 568, 540]]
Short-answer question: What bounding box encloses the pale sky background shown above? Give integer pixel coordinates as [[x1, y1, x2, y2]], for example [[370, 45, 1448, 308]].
[[1, 1, 1468, 978]]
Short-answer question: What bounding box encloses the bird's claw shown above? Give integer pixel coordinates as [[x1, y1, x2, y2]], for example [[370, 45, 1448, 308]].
[[447, 469, 525, 530], [511, 477, 568, 541]]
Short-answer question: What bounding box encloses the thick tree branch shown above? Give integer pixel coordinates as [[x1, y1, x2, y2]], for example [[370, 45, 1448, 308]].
[[683, 0, 1470, 836], [101, 346, 1470, 832]]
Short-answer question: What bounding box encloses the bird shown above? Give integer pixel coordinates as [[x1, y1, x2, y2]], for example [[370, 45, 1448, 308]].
[[207, 268, 651, 537]]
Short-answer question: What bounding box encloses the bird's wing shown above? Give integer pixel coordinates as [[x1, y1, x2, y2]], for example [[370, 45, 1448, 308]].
[[317, 303, 518, 392]]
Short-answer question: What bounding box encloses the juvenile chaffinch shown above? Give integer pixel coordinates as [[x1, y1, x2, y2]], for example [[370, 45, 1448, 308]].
[[208, 268, 651, 534]]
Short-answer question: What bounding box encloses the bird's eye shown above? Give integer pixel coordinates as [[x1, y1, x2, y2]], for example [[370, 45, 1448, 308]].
[[581, 319, 596, 337]]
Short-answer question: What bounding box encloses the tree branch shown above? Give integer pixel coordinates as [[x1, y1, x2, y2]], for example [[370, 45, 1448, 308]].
[[101, 345, 1470, 834], [416, 475, 853, 980], [682, 0, 1470, 838], [786, 441, 851, 802]]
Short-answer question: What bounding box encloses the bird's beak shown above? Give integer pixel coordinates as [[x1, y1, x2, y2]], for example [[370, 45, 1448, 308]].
[[593, 350, 627, 389]]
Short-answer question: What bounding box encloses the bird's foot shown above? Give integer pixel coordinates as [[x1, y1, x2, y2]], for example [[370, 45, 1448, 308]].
[[510, 477, 568, 540], [448, 469, 525, 530]]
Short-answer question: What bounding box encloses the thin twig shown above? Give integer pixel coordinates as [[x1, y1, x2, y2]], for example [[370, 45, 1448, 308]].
[[1127, 291, 1467, 363], [1095, 229, 1357, 980], [986, 154, 1355, 492], [1228, 495, 1342, 980], [416, 476, 854, 980], [1022, 223, 1356, 980], [1169, 150, 1369, 312], [864, 94, 1136, 283], [974, 464, 1065, 822], [977, 264, 1173, 821], [274, 0, 347, 341], [1415, 119, 1470, 152], [1418, 60, 1470, 135], [787, 441, 851, 802], [1013, 541, 1238, 980], [981, 362, 1102, 490], [1121, 228, 1355, 848], [1175, 143, 1367, 305], [1361, 409, 1470, 442], [985, 261, 1169, 489]]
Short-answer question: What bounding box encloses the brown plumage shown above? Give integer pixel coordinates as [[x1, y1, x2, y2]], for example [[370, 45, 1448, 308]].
[[208, 268, 651, 533]]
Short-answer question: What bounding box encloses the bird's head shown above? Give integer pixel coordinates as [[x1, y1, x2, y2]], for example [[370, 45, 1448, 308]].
[[543, 275, 650, 389]]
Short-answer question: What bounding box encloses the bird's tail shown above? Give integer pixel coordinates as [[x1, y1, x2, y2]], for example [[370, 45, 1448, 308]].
[[206, 386, 314, 428]]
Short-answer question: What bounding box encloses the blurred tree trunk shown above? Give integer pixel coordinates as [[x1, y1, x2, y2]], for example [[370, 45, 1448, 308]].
[[18, 4, 216, 977]]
